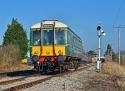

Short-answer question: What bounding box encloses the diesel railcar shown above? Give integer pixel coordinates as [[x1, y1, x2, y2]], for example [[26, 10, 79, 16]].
[[30, 20, 83, 73]]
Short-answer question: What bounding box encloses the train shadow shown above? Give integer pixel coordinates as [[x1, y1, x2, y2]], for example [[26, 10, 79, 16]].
[[5, 69, 61, 77], [5, 70, 36, 77]]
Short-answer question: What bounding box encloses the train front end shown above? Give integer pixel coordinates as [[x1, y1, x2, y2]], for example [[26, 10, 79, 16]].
[[30, 20, 67, 73]]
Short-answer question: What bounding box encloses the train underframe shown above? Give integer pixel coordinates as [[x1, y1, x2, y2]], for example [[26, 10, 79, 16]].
[[32, 55, 81, 74]]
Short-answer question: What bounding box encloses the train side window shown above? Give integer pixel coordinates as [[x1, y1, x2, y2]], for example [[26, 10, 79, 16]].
[[67, 31, 73, 46], [55, 30, 65, 45], [33, 31, 41, 46]]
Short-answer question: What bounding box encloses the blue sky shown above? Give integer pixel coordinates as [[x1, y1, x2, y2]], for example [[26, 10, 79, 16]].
[[0, 0, 125, 53]]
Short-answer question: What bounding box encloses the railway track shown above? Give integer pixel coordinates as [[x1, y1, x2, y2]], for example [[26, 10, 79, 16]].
[[0, 63, 95, 91], [0, 73, 39, 85]]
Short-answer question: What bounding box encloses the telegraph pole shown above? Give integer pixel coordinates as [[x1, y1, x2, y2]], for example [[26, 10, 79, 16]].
[[113, 25, 125, 64], [118, 28, 120, 64]]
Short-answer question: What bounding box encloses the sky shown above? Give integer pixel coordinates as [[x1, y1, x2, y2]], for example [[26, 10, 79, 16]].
[[0, 0, 125, 53]]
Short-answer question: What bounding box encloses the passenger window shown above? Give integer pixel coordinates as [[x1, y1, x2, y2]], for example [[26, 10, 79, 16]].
[[55, 30, 65, 45], [33, 31, 41, 46]]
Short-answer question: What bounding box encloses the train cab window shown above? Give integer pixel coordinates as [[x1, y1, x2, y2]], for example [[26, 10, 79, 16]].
[[55, 30, 65, 45], [33, 31, 41, 46], [43, 30, 54, 45]]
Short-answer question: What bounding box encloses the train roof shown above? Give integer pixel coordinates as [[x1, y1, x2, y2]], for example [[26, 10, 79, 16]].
[[31, 20, 68, 29], [31, 20, 82, 41]]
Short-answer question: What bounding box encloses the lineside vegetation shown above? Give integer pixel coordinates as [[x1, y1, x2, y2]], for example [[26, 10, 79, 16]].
[[0, 44, 20, 66], [102, 62, 125, 91]]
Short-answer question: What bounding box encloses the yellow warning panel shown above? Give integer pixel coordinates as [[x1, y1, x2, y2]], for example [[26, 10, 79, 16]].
[[55, 46, 65, 55], [32, 45, 65, 56], [32, 46, 41, 56], [42, 46, 53, 56]]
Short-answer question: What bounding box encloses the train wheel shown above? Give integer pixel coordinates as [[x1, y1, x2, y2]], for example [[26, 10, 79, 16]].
[[65, 64, 68, 71], [33, 62, 39, 72], [59, 64, 64, 73], [74, 60, 79, 70], [46, 65, 55, 74], [69, 61, 74, 69], [39, 63, 46, 75]]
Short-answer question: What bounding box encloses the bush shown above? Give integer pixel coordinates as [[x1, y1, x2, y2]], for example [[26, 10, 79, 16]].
[[0, 44, 21, 66]]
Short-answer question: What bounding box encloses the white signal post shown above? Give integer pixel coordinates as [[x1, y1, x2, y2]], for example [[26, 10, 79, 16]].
[[96, 26, 106, 72]]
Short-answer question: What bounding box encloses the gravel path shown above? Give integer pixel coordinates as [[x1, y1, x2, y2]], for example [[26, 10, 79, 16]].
[[23, 65, 97, 91]]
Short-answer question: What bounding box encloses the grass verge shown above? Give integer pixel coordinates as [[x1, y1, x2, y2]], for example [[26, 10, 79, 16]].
[[102, 62, 125, 91], [0, 44, 20, 66]]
